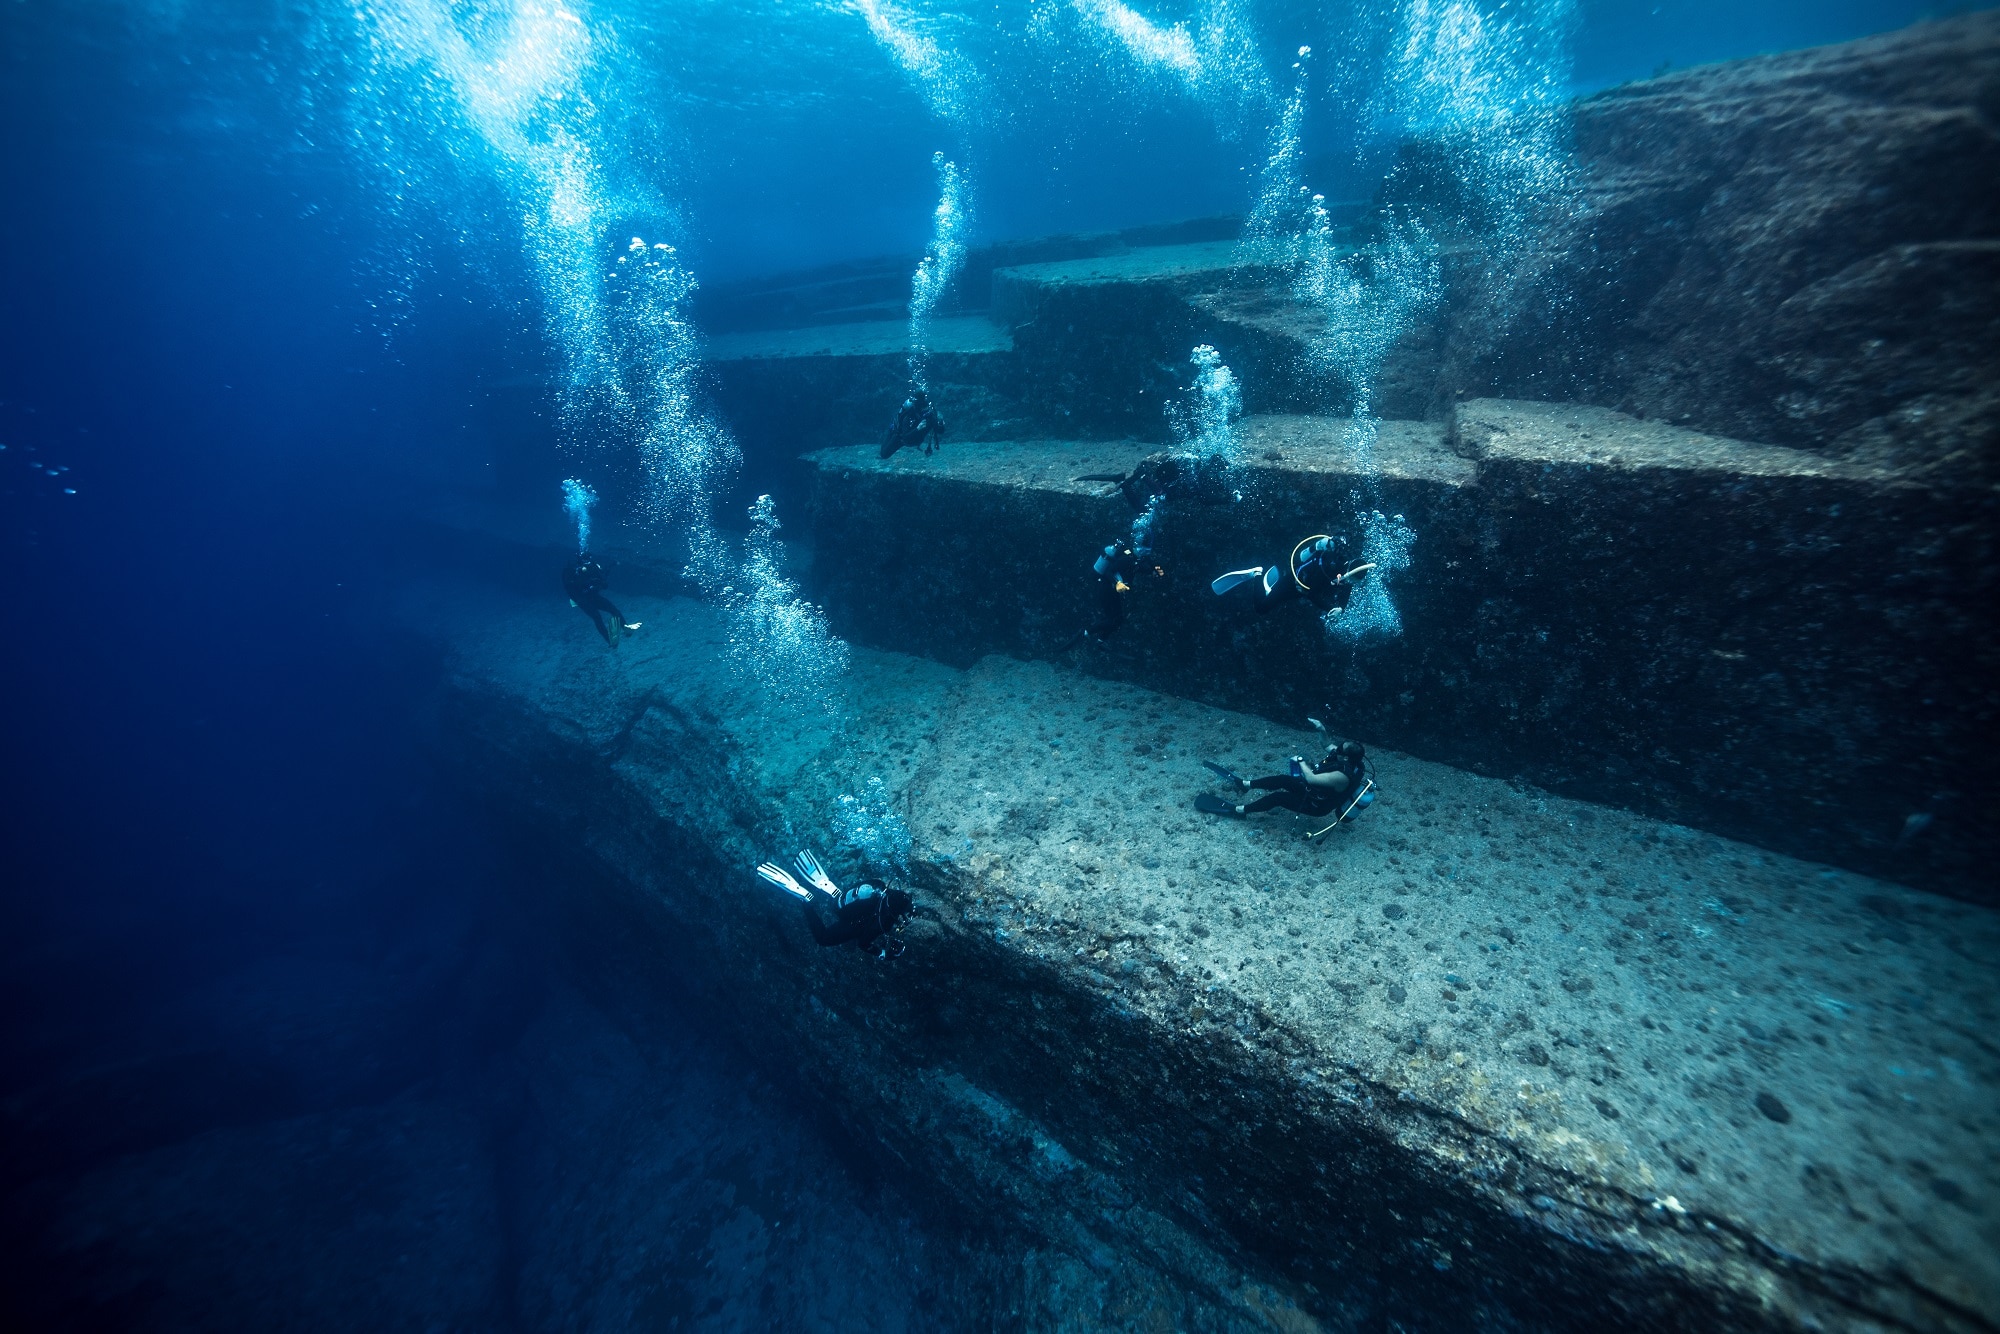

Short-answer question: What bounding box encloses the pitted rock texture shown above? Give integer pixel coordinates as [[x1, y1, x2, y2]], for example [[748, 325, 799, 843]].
[[807, 402, 2000, 901], [1396, 12, 2000, 483], [401, 563, 1999, 1332]]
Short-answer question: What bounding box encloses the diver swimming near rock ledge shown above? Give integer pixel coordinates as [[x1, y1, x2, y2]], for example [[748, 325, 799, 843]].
[[561, 554, 642, 647], [1062, 529, 1163, 651], [881, 388, 946, 460], [1196, 731, 1374, 837], [757, 850, 913, 960], [1211, 534, 1373, 620]]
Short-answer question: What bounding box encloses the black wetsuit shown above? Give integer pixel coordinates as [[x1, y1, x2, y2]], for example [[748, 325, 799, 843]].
[[881, 395, 946, 459], [561, 557, 626, 645], [1291, 542, 1357, 616], [1085, 541, 1148, 643], [1224, 537, 1357, 615], [802, 887, 904, 952], [1240, 767, 1354, 817]]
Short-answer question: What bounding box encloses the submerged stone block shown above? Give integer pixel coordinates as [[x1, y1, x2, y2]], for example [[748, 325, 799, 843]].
[[990, 241, 1334, 439], [1388, 11, 2000, 483], [409, 569, 2000, 1331], [807, 401, 1998, 899], [704, 315, 1029, 464]]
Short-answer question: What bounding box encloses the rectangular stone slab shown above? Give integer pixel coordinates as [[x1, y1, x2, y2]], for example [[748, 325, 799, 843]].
[[805, 401, 1999, 900], [407, 568, 1996, 1331], [704, 315, 1031, 460]]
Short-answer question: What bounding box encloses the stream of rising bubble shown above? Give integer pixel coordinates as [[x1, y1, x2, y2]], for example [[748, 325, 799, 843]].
[[1054, 0, 1275, 138], [561, 477, 597, 553], [353, 0, 845, 682], [908, 152, 969, 393]]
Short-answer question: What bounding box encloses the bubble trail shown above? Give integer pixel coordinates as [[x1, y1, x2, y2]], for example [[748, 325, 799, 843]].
[[908, 153, 968, 392], [1329, 507, 1416, 642], [849, 0, 980, 125], [354, 0, 851, 707], [1165, 344, 1241, 465], [727, 496, 851, 722], [1064, 0, 1275, 137], [834, 776, 913, 879], [561, 477, 597, 553]]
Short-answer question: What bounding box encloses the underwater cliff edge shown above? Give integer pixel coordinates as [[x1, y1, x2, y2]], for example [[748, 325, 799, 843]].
[[4, 3, 1996, 1331], [398, 15, 2000, 1333]]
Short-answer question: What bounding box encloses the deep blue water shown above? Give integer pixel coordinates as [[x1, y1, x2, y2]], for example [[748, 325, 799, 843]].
[[0, 0, 1971, 1327]]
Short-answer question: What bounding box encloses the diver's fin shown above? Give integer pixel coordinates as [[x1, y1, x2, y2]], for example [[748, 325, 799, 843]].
[[756, 863, 813, 901], [1201, 760, 1249, 790], [1194, 792, 1244, 818], [794, 850, 840, 898], [1210, 567, 1264, 596]]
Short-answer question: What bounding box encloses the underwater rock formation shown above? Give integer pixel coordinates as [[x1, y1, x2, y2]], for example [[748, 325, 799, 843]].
[[807, 401, 1999, 901], [398, 555, 1997, 1333], [1395, 12, 2000, 485]]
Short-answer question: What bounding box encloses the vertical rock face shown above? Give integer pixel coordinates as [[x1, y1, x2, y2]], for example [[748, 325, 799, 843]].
[[397, 570, 2000, 1334], [1406, 13, 2000, 484], [808, 404, 2000, 902]]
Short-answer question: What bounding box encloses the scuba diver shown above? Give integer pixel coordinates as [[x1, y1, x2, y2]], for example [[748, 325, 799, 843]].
[[561, 553, 641, 647], [756, 850, 913, 960], [881, 389, 946, 460], [1211, 534, 1373, 619], [1062, 532, 1162, 650], [1195, 728, 1374, 838], [1075, 454, 1191, 513]]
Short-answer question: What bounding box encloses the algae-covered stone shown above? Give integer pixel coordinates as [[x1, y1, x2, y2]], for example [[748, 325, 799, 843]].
[[807, 402, 1999, 900], [407, 564, 2000, 1331]]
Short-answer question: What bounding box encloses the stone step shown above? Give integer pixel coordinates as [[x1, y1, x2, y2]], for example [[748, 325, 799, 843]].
[[704, 237, 1365, 459], [403, 568, 1999, 1331], [704, 314, 1031, 461], [990, 238, 1340, 438], [805, 399, 1998, 901]]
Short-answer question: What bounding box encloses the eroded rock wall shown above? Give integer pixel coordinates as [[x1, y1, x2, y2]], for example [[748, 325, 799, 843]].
[[1396, 13, 2000, 483], [402, 570, 1999, 1333], [808, 404, 2000, 899]]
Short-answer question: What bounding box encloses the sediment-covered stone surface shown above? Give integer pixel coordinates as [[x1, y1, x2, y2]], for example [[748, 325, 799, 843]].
[[705, 315, 1028, 466], [1391, 12, 2000, 483], [407, 556, 1999, 1332], [807, 402, 1999, 900]]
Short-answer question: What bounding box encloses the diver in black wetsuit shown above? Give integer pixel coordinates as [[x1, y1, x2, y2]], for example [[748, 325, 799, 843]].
[[756, 852, 914, 960], [1063, 535, 1162, 650], [1210, 535, 1372, 619], [1196, 739, 1374, 833], [881, 389, 946, 460], [561, 554, 641, 646]]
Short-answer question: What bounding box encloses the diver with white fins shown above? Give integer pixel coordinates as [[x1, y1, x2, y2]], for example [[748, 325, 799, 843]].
[[756, 850, 914, 960], [1196, 724, 1375, 838], [1211, 534, 1373, 619], [881, 388, 946, 460], [561, 553, 642, 647]]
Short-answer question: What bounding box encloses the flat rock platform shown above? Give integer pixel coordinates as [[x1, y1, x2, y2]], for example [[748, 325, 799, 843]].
[[805, 402, 1999, 899], [403, 559, 1998, 1331]]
